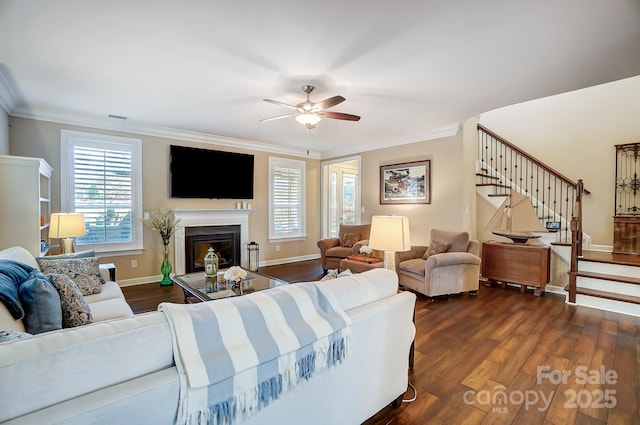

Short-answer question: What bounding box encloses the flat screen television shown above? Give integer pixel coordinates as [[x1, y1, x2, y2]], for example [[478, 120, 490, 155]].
[[170, 145, 254, 199]]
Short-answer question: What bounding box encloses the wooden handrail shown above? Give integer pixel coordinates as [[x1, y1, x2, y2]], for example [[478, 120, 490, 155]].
[[478, 124, 590, 194]]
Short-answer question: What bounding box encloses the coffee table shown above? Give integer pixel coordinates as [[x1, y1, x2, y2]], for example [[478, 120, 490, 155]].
[[172, 268, 288, 303]]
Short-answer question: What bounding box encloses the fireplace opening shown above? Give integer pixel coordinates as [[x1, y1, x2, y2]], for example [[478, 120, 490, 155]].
[[185, 225, 241, 273]]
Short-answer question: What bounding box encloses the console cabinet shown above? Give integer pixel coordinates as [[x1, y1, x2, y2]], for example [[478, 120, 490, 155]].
[[0, 155, 53, 257], [481, 242, 550, 296], [613, 216, 640, 255]]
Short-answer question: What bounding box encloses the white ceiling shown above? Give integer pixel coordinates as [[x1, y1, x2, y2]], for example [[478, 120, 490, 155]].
[[1, 0, 640, 158]]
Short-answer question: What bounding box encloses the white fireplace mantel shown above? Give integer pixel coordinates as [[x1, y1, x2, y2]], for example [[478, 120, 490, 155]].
[[174, 209, 252, 275]]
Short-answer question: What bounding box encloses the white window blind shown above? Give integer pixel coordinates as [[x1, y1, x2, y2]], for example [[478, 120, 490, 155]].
[[269, 157, 306, 240], [60, 130, 143, 253]]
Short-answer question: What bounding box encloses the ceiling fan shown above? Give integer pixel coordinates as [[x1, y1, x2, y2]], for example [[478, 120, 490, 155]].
[[261, 85, 360, 129]]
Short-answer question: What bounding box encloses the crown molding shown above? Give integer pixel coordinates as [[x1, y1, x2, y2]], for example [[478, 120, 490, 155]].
[[321, 123, 461, 158], [10, 105, 322, 160], [9, 104, 460, 160]]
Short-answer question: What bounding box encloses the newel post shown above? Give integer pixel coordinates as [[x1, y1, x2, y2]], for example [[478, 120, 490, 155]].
[[568, 216, 578, 303]]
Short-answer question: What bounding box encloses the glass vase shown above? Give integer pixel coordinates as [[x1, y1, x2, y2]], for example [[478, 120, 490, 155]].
[[160, 242, 173, 286]]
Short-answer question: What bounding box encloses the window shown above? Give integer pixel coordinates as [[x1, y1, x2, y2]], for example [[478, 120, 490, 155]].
[[60, 129, 143, 253], [269, 157, 306, 240]]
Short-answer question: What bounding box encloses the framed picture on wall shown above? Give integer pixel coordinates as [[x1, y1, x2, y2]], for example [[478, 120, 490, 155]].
[[380, 160, 431, 204]]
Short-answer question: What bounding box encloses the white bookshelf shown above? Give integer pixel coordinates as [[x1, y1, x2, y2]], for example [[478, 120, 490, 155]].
[[0, 155, 53, 257]]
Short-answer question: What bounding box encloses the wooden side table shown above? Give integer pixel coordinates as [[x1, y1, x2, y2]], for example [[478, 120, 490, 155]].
[[481, 242, 550, 296], [339, 255, 384, 273]]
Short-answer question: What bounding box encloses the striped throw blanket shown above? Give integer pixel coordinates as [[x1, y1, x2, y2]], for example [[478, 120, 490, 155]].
[[159, 281, 351, 425]]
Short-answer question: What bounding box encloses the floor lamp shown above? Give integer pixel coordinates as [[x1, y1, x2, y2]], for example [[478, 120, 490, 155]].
[[49, 213, 86, 253], [368, 215, 411, 271]]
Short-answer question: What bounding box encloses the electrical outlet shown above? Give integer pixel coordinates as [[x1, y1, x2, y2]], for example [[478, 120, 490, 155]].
[[275, 245, 280, 252], [131, 259, 138, 268]]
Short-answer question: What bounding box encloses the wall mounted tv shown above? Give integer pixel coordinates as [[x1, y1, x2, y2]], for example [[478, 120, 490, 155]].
[[170, 145, 254, 199]]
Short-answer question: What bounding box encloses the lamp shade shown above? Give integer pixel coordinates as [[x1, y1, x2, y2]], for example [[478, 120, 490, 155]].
[[49, 213, 86, 238], [368, 215, 411, 252]]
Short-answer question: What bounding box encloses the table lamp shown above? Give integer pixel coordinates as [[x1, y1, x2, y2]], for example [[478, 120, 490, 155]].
[[49, 213, 86, 253], [368, 215, 411, 271]]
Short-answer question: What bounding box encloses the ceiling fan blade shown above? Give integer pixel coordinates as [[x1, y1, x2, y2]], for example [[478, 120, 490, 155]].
[[260, 113, 295, 122], [314, 95, 345, 110], [320, 111, 361, 121], [263, 99, 298, 110]]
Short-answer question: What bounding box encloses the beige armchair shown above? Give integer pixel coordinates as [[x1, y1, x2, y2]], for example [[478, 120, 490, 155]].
[[317, 224, 371, 272], [397, 229, 481, 298]]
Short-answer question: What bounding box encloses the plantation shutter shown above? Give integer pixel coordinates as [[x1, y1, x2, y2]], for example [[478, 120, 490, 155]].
[[73, 146, 133, 245], [269, 157, 306, 240]]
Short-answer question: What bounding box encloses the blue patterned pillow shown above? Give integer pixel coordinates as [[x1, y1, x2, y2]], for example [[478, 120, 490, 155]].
[[48, 274, 93, 328], [36, 257, 104, 296], [18, 274, 62, 334]]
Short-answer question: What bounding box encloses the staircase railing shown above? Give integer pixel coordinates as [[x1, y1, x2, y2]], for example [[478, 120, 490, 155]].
[[477, 124, 587, 244]]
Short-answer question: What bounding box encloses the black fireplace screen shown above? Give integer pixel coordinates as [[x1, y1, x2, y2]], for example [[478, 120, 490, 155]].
[[185, 225, 241, 273]]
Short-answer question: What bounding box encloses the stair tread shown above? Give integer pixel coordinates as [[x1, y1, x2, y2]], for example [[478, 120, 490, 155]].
[[475, 183, 511, 189], [577, 270, 640, 285], [574, 287, 640, 305], [581, 250, 640, 267], [475, 173, 499, 180]]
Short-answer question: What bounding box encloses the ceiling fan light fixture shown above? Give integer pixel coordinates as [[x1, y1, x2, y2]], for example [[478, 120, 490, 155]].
[[295, 112, 321, 127]]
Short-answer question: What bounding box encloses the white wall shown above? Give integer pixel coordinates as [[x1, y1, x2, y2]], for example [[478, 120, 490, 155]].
[[0, 108, 8, 155], [355, 131, 471, 247], [479, 75, 640, 246]]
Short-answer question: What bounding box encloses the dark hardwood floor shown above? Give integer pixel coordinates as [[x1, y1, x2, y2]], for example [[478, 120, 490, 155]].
[[121, 260, 640, 425]]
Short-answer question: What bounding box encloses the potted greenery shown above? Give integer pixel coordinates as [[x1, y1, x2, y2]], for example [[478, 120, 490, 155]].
[[144, 208, 180, 285]]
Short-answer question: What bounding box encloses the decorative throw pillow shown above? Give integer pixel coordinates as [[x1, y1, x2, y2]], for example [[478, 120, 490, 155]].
[[341, 233, 360, 247], [36, 257, 104, 296], [337, 269, 353, 277], [48, 274, 93, 328], [18, 273, 62, 334], [423, 240, 450, 260], [320, 269, 339, 281], [430, 229, 469, 253], [0, 330, 32, 342], [36, 250, 96, 262]]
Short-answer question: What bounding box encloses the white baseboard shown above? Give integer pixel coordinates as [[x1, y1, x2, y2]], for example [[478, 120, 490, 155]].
[[118, 275, 162, 287], [260, 254, 320, 267]]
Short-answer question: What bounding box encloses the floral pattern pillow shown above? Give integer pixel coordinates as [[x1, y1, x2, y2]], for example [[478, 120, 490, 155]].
[[37, 257, 104, 296], [47, 274, 93, 328]]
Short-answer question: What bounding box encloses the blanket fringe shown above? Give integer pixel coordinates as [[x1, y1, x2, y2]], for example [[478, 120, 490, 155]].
[[200, 333, 351, 425]]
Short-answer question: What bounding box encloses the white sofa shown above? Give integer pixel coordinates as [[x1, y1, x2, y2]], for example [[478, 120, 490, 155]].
[[0, 268, 416, 425], [0, 246, 134, 332]]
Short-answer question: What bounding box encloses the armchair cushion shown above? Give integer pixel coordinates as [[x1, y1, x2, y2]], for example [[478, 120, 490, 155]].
[[341, 233, 361, 248], [430, 229, 470, 253], [325, 246, 355, 258], [398, 258, 426, 277]]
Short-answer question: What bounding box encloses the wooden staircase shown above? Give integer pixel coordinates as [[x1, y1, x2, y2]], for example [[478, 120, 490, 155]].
[[569, 250, 640, 317], [478, 124, 640, 317]]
